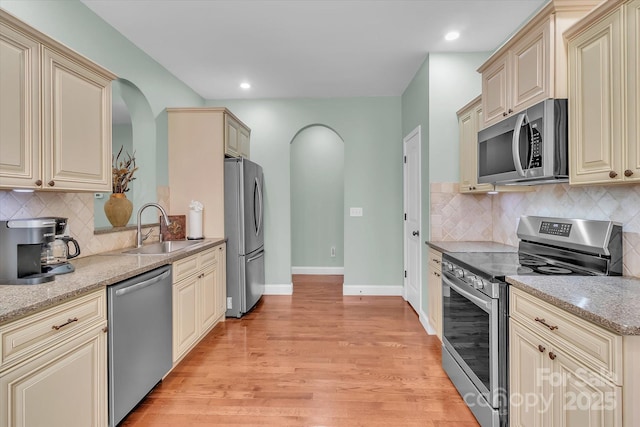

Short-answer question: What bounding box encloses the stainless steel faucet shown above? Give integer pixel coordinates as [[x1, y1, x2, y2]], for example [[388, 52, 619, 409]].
[[136, 203, 171, 247]]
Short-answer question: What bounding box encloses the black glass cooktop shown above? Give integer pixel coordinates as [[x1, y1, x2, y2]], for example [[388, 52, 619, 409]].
[[443, 252, 593, 281]]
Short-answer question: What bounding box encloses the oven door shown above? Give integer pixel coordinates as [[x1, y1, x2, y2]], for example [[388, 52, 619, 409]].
[[442, 272, 499, 408]]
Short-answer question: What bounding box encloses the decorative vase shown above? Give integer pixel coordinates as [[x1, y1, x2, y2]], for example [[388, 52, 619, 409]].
[[104, 193, 133, 227]]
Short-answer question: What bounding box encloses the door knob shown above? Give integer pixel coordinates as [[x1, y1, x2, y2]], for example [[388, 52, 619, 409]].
[[412, 230, 419, 236]]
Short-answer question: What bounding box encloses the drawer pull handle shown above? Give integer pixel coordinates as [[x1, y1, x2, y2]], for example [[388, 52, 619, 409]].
[[431, 259, 441, 264], [534, 317, 558, 331], [52, 317, 78, 330], [538, 345, 545, 353], [549, 352, 557, 360], [433, 272, 441, 277]]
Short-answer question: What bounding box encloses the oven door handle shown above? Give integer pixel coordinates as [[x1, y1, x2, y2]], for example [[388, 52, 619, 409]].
[[443, 274, 491, 311]]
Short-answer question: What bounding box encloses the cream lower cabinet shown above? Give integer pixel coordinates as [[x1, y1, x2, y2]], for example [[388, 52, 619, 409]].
[[0, 289, 108, 427], [566, 0, 640, 185], [0, 9, 115, 192], [172, 244, 226, 364], [427, 248, 442, 340], [509, 287, 640, 427]]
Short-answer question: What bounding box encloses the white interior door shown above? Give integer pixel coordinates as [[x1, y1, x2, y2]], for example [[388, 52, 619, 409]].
[[404, 126, 421, 313]]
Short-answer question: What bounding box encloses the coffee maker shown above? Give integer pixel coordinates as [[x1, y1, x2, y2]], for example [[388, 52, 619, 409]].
[[40, 217, 80, 275], [0, 218, 56, 285]]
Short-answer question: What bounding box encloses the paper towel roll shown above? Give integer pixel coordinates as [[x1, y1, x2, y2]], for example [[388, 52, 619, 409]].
[[188, 210, 203, 239]]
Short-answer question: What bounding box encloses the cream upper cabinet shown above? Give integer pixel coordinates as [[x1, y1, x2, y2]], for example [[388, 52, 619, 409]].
[[509, 287, 640, 427], [478, 1, 600, 129], [566, 0, 640, 184], [0, 289, 108, 427], [168, 108, 250, 237], [427, 248, 442, 341], [224, 113, 251, 159], [458, 96, 493, 193], [0, 10, 115, 192]]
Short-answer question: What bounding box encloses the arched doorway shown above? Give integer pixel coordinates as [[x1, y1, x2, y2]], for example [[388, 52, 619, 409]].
[[290, 125, 344, 282]]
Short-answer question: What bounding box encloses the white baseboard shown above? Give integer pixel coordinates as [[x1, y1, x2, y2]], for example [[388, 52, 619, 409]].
[[264, 283, 293, 295], [419, 309, 436, 335], [342, 284, 403, 296], [291, 266, 344, 275]]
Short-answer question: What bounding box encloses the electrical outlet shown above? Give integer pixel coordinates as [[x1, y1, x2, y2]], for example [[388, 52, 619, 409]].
[[331, 246, 336, 257], [94, 193, 104, 199], [227, 297, 232, 309], [350, 207, 363, 217]]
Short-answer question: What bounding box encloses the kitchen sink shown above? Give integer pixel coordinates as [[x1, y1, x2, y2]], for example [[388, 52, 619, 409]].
[[121, 240, 204, 255]]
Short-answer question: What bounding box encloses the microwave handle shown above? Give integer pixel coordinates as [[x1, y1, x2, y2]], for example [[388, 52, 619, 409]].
[[512, 113, 528, 177]]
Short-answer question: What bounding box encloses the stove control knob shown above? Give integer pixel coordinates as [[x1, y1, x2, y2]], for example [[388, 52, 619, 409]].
[[442, 261, 453, 271], [454, 268, 464, 278], [474, 280, 486, 290]]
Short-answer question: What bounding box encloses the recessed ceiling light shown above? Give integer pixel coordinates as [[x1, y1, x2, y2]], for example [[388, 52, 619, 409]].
[[240, 82, 251, 90], [445, 31, 460, 41]]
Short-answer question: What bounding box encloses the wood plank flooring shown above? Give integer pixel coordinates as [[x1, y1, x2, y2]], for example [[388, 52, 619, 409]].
[[121, 275, 479, 426]]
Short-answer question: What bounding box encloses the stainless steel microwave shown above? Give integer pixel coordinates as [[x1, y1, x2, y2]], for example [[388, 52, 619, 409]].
[[477, 99, 568, 186]]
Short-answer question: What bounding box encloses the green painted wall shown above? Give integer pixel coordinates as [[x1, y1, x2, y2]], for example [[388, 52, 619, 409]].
[[428, 53, 490, 182], [401, 56, 430, 314], [206, 98, 402, 287], [291, 126, 344, 268]]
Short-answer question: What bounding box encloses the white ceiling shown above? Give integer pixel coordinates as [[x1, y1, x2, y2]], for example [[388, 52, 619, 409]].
[[81, 0, 547, 100]]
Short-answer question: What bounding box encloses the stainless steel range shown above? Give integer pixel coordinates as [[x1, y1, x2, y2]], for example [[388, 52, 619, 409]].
[[441, 216, 622, 427]]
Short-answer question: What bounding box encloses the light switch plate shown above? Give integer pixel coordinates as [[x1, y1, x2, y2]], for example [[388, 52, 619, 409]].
[[350, 207, 363, 217]]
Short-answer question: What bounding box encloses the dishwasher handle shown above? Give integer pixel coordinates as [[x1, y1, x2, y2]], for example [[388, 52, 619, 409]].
[[115, 269, 171, 297]]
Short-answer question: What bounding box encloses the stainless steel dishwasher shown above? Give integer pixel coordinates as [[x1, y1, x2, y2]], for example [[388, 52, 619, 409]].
[[107, 265, 172, 426]]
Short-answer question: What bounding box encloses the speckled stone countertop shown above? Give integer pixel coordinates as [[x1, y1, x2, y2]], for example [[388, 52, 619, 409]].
[[506, 275, 640, 336], [426, 240, 518, 253], [0, 238, 226, 325]]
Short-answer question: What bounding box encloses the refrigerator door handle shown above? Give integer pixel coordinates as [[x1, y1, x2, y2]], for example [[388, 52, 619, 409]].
[[247, 250, 265, 263], [254, 177, 263, 237]]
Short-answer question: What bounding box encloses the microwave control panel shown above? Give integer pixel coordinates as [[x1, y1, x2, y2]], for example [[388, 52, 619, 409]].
[[528, 126, 542, 168]]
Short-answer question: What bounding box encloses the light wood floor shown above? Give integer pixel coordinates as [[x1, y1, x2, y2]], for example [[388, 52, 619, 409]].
[[121, 275, 479, 426]]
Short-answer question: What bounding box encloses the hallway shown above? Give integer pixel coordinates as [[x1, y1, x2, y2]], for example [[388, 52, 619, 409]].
[[122, 275, 478, 426]]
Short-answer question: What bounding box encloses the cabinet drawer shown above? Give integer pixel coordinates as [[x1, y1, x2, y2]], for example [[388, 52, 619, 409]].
[[427, 248, 442, 271], [173, 247, 218, 282], [510, 287, 623, 383], [0, 289, 106, 370]]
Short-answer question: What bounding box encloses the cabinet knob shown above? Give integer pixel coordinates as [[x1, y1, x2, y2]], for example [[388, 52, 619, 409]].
[[609, 171, 618, 179], [48, 180, 55, 187], [549, 352, 557, 360], [35, 179, 42, 186], [625, 169, 634, 177], [508, 109, 513, 114], [538, 345, 545, 353], [503, 112, 508, 117]]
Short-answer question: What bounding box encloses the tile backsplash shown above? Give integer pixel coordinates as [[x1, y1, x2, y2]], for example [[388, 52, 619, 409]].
[[430, 183, 640, 278], [0, 189, 169, 257]]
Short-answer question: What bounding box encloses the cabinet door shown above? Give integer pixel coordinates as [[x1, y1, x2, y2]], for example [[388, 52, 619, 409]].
[[172, 276, 199, 362], [239, 125, 250, 159], [426, 250, 442, 341], [199, 266, 218, 333], [0, 324, 107, 427], [511, 18, 551, 113], [42, 47, 112, 191], [551, 349, 621, 427], [459, 101, 493, 193], [0, 22, 40, 189], [481, 56, 509, 127], [568, 8, 624, 184], [216, 245, 227, 320], [224, 115, 240, 158], [627, 0, 640, 182], [510, 320, 551, 427]]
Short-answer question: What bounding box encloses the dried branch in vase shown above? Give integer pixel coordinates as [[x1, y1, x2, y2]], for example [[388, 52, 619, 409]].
[[112, 146, 138, 193]]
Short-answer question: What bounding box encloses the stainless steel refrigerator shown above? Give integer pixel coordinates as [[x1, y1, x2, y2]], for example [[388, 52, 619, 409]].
[[224, 157, 265, 317]]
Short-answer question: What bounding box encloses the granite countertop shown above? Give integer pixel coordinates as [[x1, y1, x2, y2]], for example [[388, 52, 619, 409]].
[[426, 240, 518, 253], [506, 275, 640, 336], [0, 238, 226, 325]]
